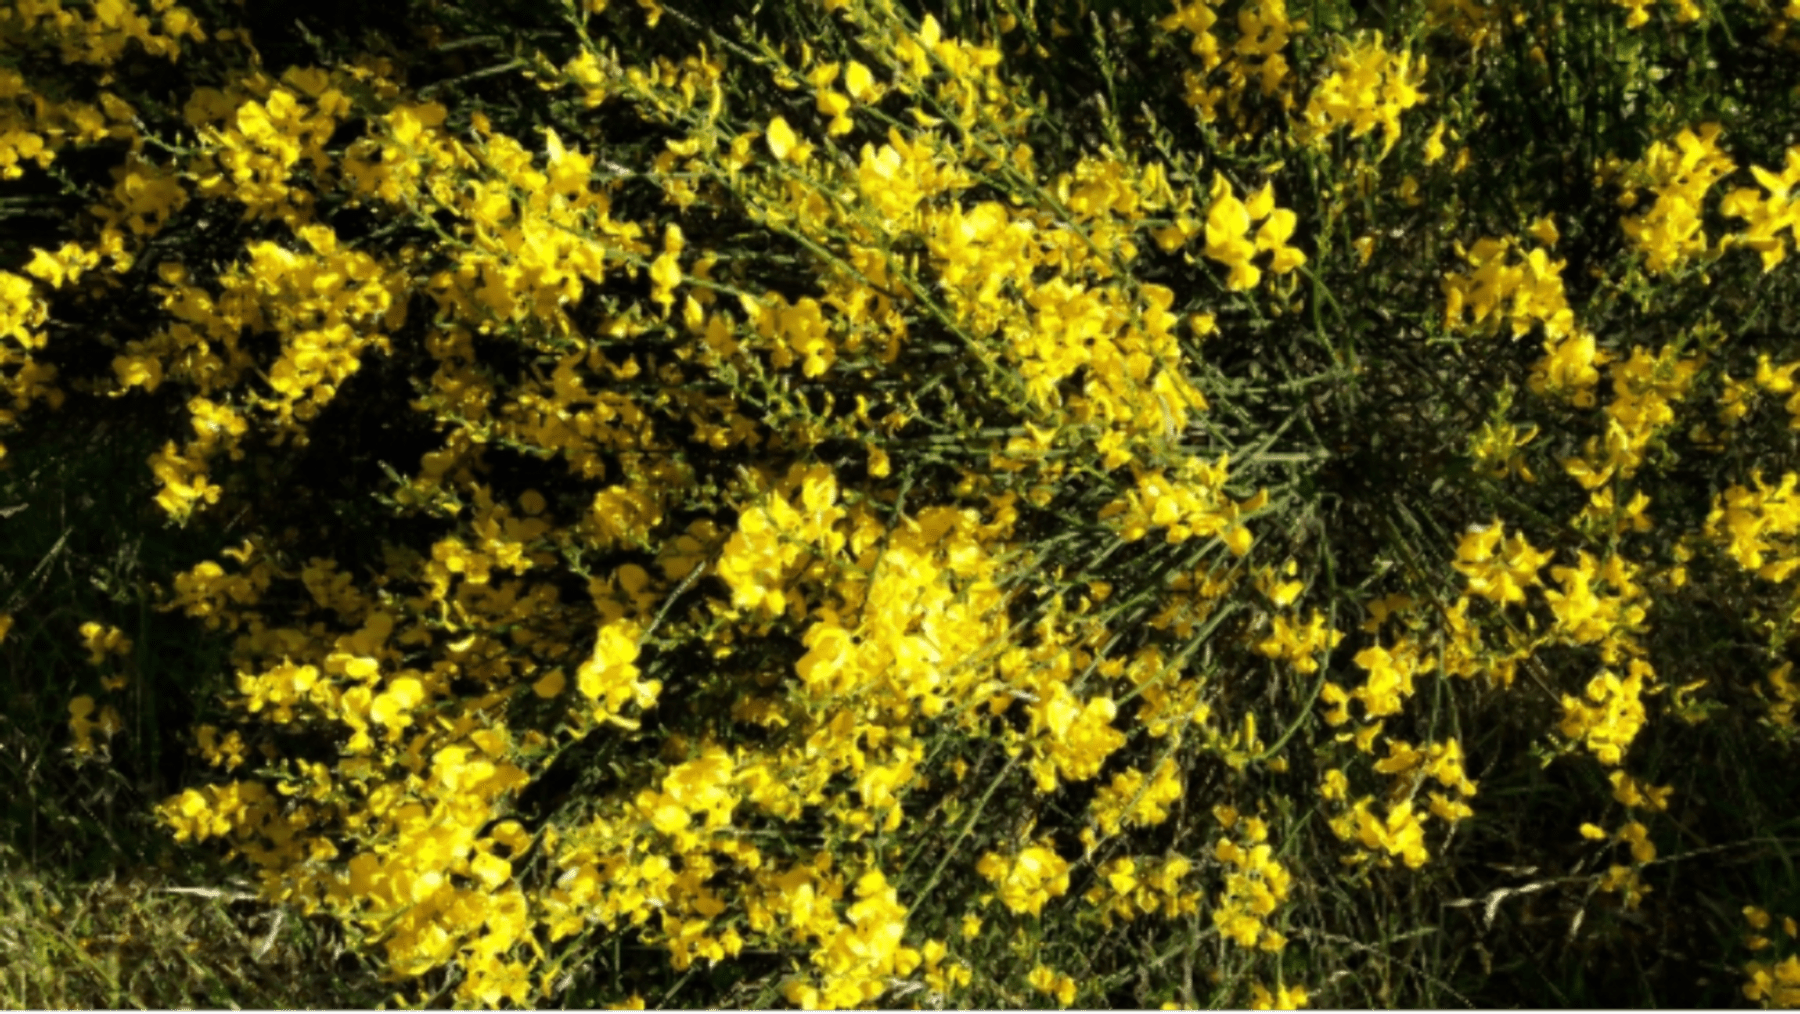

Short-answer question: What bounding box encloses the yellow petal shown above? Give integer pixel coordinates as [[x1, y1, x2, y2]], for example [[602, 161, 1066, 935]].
[[845, 60, 875, 101], [1207, 189, 1250, 240], [1528, 214, 1560, 248], [767, 116, 796, 161], [533, 669, 567, 697], [1255, 208, 1297, 251], [1245, 182, 1276, 221]]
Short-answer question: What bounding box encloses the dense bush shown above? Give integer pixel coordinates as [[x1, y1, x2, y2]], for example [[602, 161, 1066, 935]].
[[3, 0, 1800, 1006]]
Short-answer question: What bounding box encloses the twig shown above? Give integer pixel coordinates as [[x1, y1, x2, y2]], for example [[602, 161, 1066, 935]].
[[253, 908, 286, 961], [1443, 877, 1577, 932], [154, 886, 260, 902], [1298, 926, 1478, 1009]]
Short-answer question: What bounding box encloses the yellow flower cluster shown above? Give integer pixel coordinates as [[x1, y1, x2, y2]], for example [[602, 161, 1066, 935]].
[[1083, 853, 1201, 926], [976, 841, 1073, 916], [1743, 906, 1800, 1008], [1543, 551, 1651, 661], [1451, 520, 1554, 606], [1102, 455, 1265, 550], [194, 724, 247, 771], [1211, 806, 1293, 951], [1721, 149, 1800, 272], [716, 465, 846, 620], [1707, 470, 1800, 582], [1166, 986, 1310, 1014], [1724, 353, 1800, 433], [0, 267, 59, 462], [1421, 0, 1507, 48], [0, 0, 203, 66], [1027, 964, 1079, 1007], [66, 693, 122, 760], [1090, 756, 1187, 837], [1201, 174, 1307, 291], [1467, 414, 1539, 482], [1298, 31, 1427, 158], [1257, 608, 1344, 675], [1765, 662, 1800, 730], [1610, 0, 1702, 30], [1577, 343, 1705, 489], [1329, 795, 1431, 869], [1442, 234, 1576, 341], [1529, 330, 1610, 408], [777, 868, 922, 1009], [1160, 0, 1307, 126], [1250, 979, 1311, 1009], [160, 779, 279, 847], [1324, 635, 1432, 727], [77, 620, 132, 667], [1617, 123, 1736, 276], [1562, 659, 1656, 763]]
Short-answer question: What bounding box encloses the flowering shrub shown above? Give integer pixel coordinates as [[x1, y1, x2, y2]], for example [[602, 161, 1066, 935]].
[[4, 0, 1800, 1007]]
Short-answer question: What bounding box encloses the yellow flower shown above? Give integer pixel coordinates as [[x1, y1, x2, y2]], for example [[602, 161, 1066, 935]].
[[766, 116, 810, 163], [976, 842, 1071, 915], [1529, 214, 1560, 247], [532, 668, 567, 697], [1028, 966, 1077, 1007], [844, 60, 879, 102], [78, 621, 133, 665], [1201, 175, 1305, 290], [1319, 769, 1349, 801], [1423, 119, 1448, 164], [1251, 980, 1310, 1010], [648, 226, 683, 310]]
